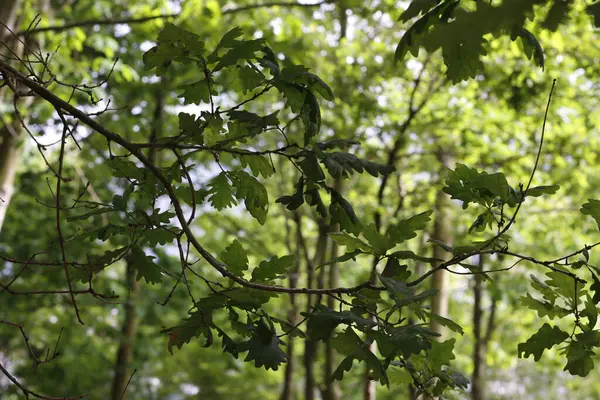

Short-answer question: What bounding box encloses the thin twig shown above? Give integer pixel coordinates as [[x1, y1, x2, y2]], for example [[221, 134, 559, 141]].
[[16, 14, 177, 36]]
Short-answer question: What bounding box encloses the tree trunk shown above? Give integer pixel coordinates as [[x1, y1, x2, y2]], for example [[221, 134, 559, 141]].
[[281, 214, 301, 400], [0, 0, 23, 233], [304, 220, 328, 400], [0, 0, 52, 233], [409, 235, 427, 400], [110, 90, 163, 399], [323, 180, 342, 400], [472, 255, 498, 400], [430, 152, 453, 337], [471, 256, 485, 400], [110, 258, 140, 400]]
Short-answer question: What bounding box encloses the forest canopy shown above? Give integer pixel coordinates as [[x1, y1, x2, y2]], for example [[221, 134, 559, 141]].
[[2, 1, 600, 399]]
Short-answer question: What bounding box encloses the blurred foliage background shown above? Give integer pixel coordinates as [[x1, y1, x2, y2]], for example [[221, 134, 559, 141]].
[[2, 0, 600, 399]]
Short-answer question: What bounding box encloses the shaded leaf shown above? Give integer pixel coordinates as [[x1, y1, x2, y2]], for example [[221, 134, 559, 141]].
[[220, 240, 249, 276], [518, 323, 569, 361]]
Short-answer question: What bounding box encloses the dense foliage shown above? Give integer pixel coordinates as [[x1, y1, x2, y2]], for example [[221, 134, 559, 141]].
[[2, 1, 600, 399]]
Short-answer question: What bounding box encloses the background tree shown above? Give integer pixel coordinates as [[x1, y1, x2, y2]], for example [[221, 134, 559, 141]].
[[2, 1, 600, 400]]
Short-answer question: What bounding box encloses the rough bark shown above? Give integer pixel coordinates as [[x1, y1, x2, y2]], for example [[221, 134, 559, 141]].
[[430, 152, 453, 337]]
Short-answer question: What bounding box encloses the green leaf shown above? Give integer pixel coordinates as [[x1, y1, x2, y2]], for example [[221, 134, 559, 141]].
[[240, 155, 274, 178], [67, 207, 113, 221], [220, 240, 248, 276], [518, 323, 569, 361], [582, 295, 598, 331], [564, 340, 595, 377], [523, 184, 560, 198], [331, 355, 354, 382], [213, 39, 266, 71], [276, 82, 306, 113], [382, 258, 411, 281], [329, 233, 373, 253], [395, 1, 460, 62], [330, 327, 363, 356], [543, 1, 572, 31], [231, 171, 269, 224], [386, 211, 433, 246], [299, 153, 325, 182], [581, 199, 600, 229], [207, 173, 236, 210], [301, 90, 321, 145], [165, 309, 213, 354], [306, 73, 334, 101], [276, 177, 304, 211], [323, 152, 393, 179], [400, 0, 442, 22], [362, 224, 388, 253], [237, 65, 265, 94], [330, 190, 360, 234], [237, 320, 287, 371], [520, 293, 569, 319], [545, 270, 576, 300], [251, 255, 295, 282], [215, 27, 244, 49], [305, 305, 376, 341], [428, 314, 464, 335], [320, 249, 364, 267], [469, 210, 496, 235], [129, 245, 163, 284], [530, 274, 559, 304], [178, 80, 216, 105], [389, 250, 439, 264], [316, 139, 360, 151], [379, 275, 438, 308], [203, 114, 225, 146], [363, 348, 389, 386], [141, 228, 178, 246], [157, 23, 201, 44], [107, 158, 147, 181], [178, 112, 201, 138], [387, 366, 413, 387], [304, 186, 327, 218], [429, 338, 456, 372], [588, 2, 600, 27], [71, 247, 127, 283], [173, 186, 209, 207], [511, 27, 544, 69], [591, 272, 600, 304], [444, 164, 511, 208]]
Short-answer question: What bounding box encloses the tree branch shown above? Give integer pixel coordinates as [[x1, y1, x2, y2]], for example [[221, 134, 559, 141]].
[[0, 59, 379, 296], [16, 14, 177, 36], [223, 0, 332, 15]]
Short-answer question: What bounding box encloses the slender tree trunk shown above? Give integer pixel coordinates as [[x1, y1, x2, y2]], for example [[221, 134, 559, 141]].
[[0, 0, 23, 233], [471, 256, 484, 400], [472, 255, 498, 400], [110, 258, 140, 400], [304, 220, 328, 400], [281, 213, 302, 400], [409, 235, 427, 400], [430, 151, 453, 337], [110, 90, 163, 399], [323, 179, 342, 400], [0, 0, 53, 233]]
